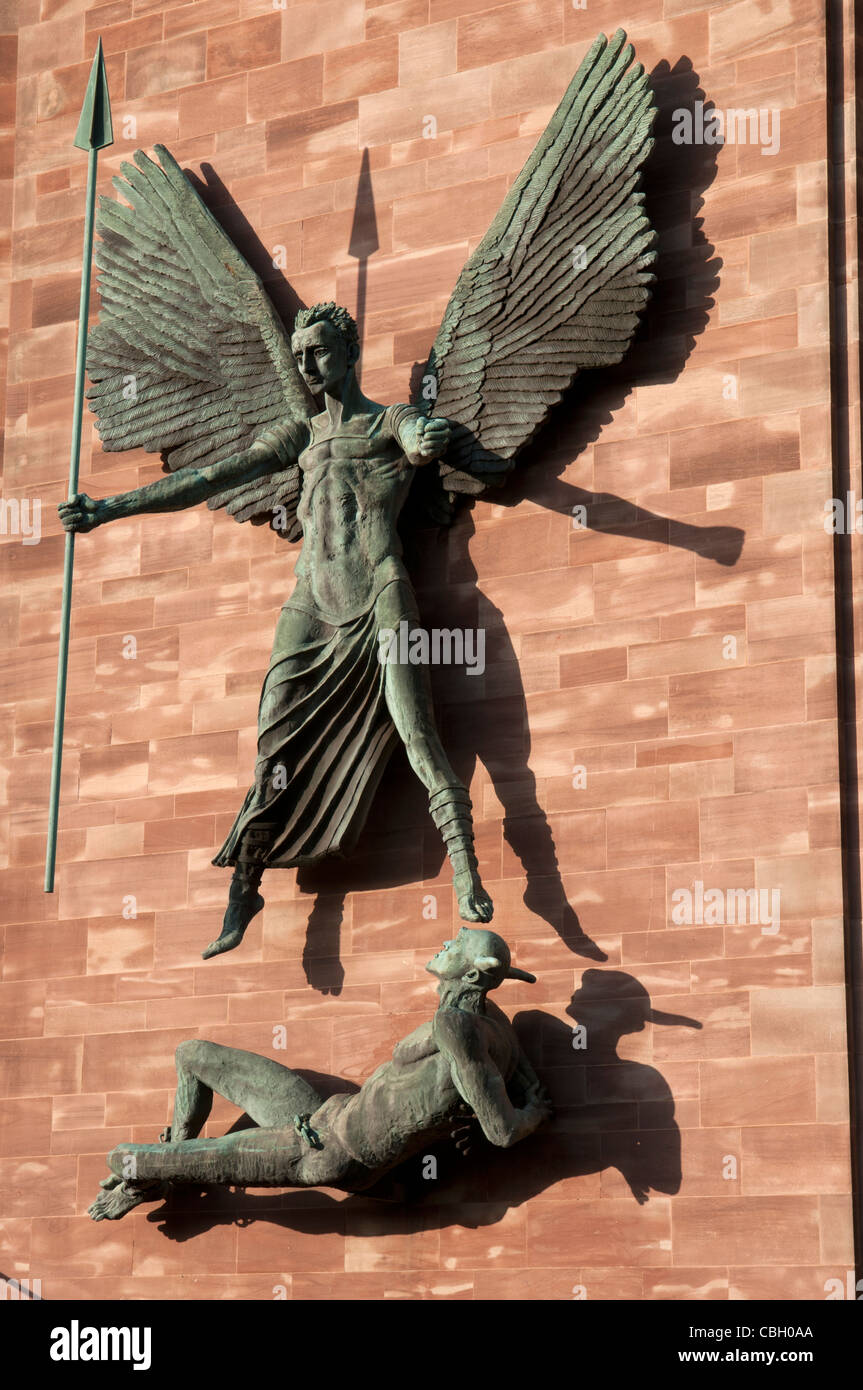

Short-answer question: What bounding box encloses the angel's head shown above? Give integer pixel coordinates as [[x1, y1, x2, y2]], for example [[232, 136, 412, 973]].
[[292, 302, 359, 398]]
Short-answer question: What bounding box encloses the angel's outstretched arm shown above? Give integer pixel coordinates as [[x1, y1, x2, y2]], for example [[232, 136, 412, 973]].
[[59, 438, 282, 533]]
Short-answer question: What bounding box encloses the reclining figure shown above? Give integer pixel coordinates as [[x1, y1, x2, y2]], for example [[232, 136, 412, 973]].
[[89, 927, 550, 1220]]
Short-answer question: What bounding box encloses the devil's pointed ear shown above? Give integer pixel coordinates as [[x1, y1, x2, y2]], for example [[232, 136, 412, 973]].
[[506, 966, 536, 984]]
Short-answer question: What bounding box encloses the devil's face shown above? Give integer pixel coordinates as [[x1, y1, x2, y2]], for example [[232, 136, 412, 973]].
[[426, 932, 465, 980], [425, 926, 501, 980]]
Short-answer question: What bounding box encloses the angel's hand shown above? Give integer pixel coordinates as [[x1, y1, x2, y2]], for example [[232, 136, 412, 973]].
[[58, 493, 105, 534], [415, 415, 451, 460]]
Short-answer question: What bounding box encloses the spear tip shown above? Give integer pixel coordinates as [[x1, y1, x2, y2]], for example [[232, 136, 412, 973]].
[[73, 36, 114, 152]]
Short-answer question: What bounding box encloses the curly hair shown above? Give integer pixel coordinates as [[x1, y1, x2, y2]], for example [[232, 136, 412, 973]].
[[293, 301, 359, 352]]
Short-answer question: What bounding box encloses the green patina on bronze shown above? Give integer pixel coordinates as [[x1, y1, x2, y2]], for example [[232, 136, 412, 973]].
[[59, 31, 657, 960], [88, 927, 549, 1219]]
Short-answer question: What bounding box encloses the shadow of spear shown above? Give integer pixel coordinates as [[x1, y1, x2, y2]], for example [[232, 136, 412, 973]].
[[347, 147, 379, 381]]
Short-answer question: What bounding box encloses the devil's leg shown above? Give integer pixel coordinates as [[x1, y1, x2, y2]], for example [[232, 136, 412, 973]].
[[107, 1126, 307, 1189], [90, 1042, 326, 1219], [170, 1039, 324, 1133]]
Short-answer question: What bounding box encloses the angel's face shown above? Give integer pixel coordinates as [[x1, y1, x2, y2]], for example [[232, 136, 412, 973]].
[[291, 322, 352, 398]]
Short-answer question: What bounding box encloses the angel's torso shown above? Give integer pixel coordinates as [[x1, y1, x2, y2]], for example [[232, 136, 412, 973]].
[[280, 401, 422, 623]]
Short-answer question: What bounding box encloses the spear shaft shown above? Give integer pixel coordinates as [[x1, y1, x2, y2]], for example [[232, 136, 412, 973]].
[[44, 42, 112, 892]]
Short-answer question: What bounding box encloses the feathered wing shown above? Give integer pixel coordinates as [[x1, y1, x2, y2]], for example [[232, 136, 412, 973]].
[[422, 28, 657, 497], [86, 144, 314, 539]]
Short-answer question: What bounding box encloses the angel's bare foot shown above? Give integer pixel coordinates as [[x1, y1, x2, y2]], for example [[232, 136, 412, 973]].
[[202, 884, 264, 959], [455, 867, 493, 923], [88, 1181, 163, 1222]]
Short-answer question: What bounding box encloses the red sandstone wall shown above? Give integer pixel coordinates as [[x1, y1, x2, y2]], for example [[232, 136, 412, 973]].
[[0, 0, 857, 1300]]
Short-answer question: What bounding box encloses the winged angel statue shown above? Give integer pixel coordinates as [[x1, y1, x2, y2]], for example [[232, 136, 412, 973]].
[[60, 31, 657, 960]]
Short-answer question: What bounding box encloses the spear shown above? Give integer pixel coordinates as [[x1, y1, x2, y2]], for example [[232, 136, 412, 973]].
[[44, 40, 113, 892]]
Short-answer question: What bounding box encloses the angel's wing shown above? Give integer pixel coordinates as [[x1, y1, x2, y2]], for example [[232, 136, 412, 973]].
[[422, 28, 656, 497], [86, 144, 314, 539]]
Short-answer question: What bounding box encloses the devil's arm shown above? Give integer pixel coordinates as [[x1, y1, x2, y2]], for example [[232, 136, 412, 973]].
[[434, 1011, 548, 1148], [93, 439, 282, 522], [508, 1049, 550, 1110], [483, 998, 549, 1106], [391, 1022, 437, 1064]]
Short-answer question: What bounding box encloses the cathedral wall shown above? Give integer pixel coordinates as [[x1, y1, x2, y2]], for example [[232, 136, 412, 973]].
[[0, 0, 857, 1300]]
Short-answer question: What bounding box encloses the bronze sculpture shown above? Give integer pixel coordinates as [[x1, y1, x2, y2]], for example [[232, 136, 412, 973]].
[[59, 30, 657, 959], [88, 927, 549, 1219]]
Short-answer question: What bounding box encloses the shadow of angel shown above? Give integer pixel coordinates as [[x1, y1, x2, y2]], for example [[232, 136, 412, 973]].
[[141, 971, 701, 1244]]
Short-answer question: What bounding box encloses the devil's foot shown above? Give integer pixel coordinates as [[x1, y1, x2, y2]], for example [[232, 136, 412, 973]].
[[455, 868, 493, 923], [101, 1125, 171, 1187], [88, 1182, 163, 1222], [202, 889, 264, 960]]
